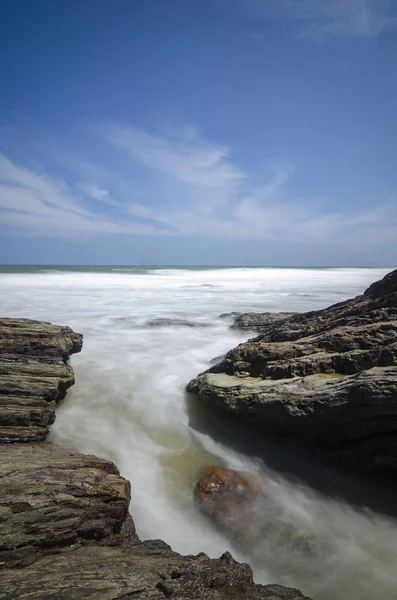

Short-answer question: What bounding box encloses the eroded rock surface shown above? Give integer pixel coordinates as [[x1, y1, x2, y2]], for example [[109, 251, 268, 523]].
[[0, 545, 312, 600], [0, 318, 83, 442], [188, 270, 397, 472], [0, 443, 134, 568]]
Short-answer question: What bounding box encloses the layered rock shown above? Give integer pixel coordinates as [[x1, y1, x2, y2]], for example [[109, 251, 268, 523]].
[[0, 318, 83, 442], [0, 444, 310, 599], [0, 443, 135, 568], [188, 269, 397, 472], [1, 545, 311, 600], [0, 318, 312, 600]]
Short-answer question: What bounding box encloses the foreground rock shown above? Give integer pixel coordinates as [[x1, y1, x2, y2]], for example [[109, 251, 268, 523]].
[[1, 545, 311, 600], [0, 445, 311, 600], [0, 318, 83, 442], [0, 443, 134, 568], [0, 318, 312, 600], [188, 270, 397, 473]]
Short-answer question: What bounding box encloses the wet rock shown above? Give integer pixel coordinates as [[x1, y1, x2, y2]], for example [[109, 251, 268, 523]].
[[194, 466, 266, 535], [194, 467, 316, 559], [187, 269, 397, 473], [194, 466, 279, 547]]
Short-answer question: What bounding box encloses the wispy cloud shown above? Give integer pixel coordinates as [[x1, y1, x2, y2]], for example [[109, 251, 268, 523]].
[[0, 124, 395, 246], [79, 182, 123, 207], [0, 154, 154, 236], [234, 0, 396, 39], [103, 123, 246, 212]]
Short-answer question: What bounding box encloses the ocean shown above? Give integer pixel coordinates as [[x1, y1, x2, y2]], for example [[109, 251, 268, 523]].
[[1, 265, 396, 599]]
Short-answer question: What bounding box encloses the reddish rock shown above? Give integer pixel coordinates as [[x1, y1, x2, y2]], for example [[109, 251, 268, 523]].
[[194, 466, 277, 542], [194, 466, 317, 560]]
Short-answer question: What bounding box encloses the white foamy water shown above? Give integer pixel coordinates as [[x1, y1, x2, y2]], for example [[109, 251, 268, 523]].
[[1, 266, 396, 599]]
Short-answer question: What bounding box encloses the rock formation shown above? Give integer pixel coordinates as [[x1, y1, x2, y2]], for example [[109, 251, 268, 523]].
[[219, 313, 297, 331], [188, 269, 397, 473], [0, 318, 83, 442], [0, 318, 312, 600]]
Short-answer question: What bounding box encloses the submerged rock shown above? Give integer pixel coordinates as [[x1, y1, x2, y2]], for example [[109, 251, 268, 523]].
[[194, 466, 267, 533], [194, 467, 317, 560], [187, 269, 397, 473]]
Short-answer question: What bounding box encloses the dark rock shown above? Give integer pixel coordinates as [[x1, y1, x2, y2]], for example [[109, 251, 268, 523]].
[[187, 269, 397, 473]]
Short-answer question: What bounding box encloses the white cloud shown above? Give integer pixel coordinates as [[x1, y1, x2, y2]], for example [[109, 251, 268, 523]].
[[80, 183, 109, 201], [235, 0, 396, 38], [0, 155, 91, 217], [0, 126, 395, 246], [103, 124, 246, 215], [0, 154, 155, 237]]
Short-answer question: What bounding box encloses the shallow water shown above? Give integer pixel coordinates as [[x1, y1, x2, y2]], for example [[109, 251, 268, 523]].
[[1, 266, 396, 599]]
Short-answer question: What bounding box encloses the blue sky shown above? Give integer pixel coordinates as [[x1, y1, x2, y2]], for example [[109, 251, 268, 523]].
[[0, 0, 396, 266]]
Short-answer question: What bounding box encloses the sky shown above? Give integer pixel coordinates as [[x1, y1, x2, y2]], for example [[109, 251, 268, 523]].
[[0, 0, 396, 266]]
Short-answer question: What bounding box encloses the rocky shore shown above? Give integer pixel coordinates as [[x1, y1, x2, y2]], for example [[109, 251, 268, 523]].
[[187, 269, 397, 473], [0, 318, 311, 599]]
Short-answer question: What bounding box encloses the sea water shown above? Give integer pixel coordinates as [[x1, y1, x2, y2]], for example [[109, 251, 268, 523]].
[[1, 265, 396, 599]]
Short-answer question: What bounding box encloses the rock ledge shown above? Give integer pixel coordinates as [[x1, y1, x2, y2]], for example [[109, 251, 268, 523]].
[[188, 269, 397, 472]]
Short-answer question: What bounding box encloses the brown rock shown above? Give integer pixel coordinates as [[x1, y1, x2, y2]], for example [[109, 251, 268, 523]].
[[194, 467, 317, 562], [194, 466, 273, 534], [0, 443, 134, 568]]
